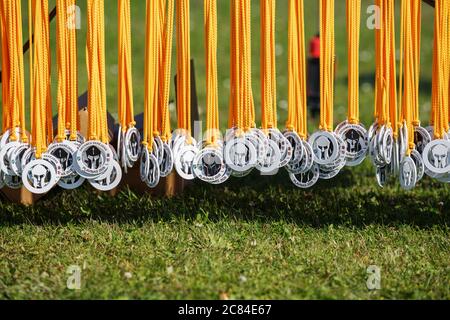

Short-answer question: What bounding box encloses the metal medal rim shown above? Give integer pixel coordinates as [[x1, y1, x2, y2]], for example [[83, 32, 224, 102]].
[[116, 125, 123, 163], [22, 159, 58, 194], [89, 160, 123, 191], [410, 149, 425, 181], [247, 129, 267, 165], [0, 128, 30, 148], [192, 147, 226, 183], [140, 148, 150, 182], [414, 126, 432, 155], [154, 136, 165, 165], [75, 141, 113, 178], [124, 127, 142, 163], [4, 173, 23, 189], [145, 152, 161, 188], [399, 156, 418, 191], [338, 123, 368, 167], [47, 141, 77, 177], [290, 163, 320, 189], [269, 128, 293, 167], [376, 165, 388, 188], [287, 140, 314, 174], [58, 173, 86, 190], [381, 126, 394, 165], [334, 120, 349, 135], [283, 130, 304, 164], [223, 137, 257, 172], [159, 142, 174, 178], [422, 139, 450, 175], [0, 142, 20, 176], [20, 147, 36, 172], [9, 143, 30, 176], [40, 153, 64, 180], [210, 165, 232, 185], [174, 145, 199, 181], [367, 121, 379, 144], [308, 130, 340, 165]]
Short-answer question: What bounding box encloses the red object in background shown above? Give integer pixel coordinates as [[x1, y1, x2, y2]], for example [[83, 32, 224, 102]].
[[307, 34, 320, 116], [309, 34, 320, 59]]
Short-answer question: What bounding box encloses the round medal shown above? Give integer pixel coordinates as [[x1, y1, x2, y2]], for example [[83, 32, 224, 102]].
[[75, 141, 112, 178], [422, 139, 450, 175], [145, 152, 161, 188], [22, 159, 58, 194], [399, 156, 417, 190], [89, 160, 123, 191], [47, 142, 77, 177], [174, 145, 199, 180], [223, 137, 257, 172], [192, 147, 226, 183], [290, 164, 320, 189], [309, 131, 339, 165]]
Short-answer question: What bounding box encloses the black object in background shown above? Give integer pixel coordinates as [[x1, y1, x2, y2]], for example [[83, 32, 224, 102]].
[[307, 33, 321, 117]]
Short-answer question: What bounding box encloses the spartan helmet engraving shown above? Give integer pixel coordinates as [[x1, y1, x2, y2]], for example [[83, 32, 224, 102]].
[[316, 136, 331, 160], [233, 142, 248, 166], [86, 146, 101, 169], [345, 130, 361, 153], [54, 148, 70, 170], [31, 164, 48, 188], [299, 171, 311, 184], [264, 146, 274, 166], [414, 132, 424, 154], [202, 153, 220, 176], [148, 161, 158, 183], [181, 151, 195, 174], [130, 132, 139, 156], [402, 162, 413, 185], [432, 144, 448, 169]]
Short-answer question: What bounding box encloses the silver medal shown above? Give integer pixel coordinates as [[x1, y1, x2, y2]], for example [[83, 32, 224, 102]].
[[224, 136, 257, 172], [89, 160, 123, 191], [22, 159, 58, 194], [174, 145, 199, 180], [309, 131, 339, 165], [75, 141, 113, 179], [290, 164, 320, 189], [337, 123, 368, 167], [422, 139, 450, 175], [192, 147, 226, 183], [399, 156, 417, 190], [145, 152, 161, 188], [47, 141, 77, 177]]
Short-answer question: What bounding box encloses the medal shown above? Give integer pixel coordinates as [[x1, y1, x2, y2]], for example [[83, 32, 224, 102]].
[[22, 159, 58, 195], [422, 1, 450, 180], [289, 164, 320, 189], [89, 160, 123, 191], [21, 0, 58, 194], [370, 0, 398, 185], [336, 0, 368, 167]]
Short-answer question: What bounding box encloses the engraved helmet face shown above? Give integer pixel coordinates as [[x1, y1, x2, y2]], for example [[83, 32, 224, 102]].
[[316, 136, 331, 160], [432, 144, 448, 169], [86, 146, 101, 170], [31, 164, 48, 188], [232, 142, 248, 166], [345, 129, 361, 153]]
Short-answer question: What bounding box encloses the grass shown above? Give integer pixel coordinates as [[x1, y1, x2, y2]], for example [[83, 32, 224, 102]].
[[0, 1, 449, 300]]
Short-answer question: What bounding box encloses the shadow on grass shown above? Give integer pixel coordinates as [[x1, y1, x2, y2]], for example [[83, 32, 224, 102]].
[[0, 164, 448, 229]]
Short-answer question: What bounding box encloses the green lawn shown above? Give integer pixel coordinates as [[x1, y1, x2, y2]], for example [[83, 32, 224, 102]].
[[0, 1, 449, 300]]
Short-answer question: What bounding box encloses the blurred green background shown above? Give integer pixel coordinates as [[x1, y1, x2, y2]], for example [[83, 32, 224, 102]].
[[9, 0, 436, 132]]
